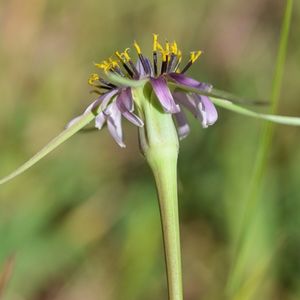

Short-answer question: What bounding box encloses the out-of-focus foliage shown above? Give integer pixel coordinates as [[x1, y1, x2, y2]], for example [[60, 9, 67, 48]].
[[0, 0, 300, 299]]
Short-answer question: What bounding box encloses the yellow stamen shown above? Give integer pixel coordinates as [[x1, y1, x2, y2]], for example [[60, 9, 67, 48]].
[[133, 41, 142, 54], [190, 50, 202, 63], [165, 41, 171, 61], [109, 57, 120, 69], [156, 42, 167, 61], [171, 41, 178, 55], [95, 60, 110, 71], [115, 48, 131, 62], [178, 50, 182, 59], [115, 51, 123, 61], [123, 48, 131, 61], [88, 73, 99, 86], [165, 41, 170, 53], [153, 33, 159, 51]]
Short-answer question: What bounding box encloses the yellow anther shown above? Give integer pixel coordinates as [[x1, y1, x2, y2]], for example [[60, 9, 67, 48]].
[[165, 41, 170, 53], [171, 41, 178, 55], [95, 59, 115, 72], [190, 50, 202, 63], [95, 61, 108, 71], [123, 48, 131, 61], [108, 57, 119, 68], [133, 41, 142, 54], [153, 33, 159, 51], [88, 73, 99, 86], [115, 51, 123, 61], [115, 48, 131, 62], [156, 42, 168, 61]]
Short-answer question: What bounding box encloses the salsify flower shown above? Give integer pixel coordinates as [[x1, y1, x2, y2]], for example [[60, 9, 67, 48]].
[[1, 30, 300, 300], [67, 34, 218, 147]]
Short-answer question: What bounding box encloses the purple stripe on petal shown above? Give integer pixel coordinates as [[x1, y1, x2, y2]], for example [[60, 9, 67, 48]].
[[168, 73, 212, 91], [95, 111, 106, 129], [145, 58, 154, 77], [117, 88, 133, 111], [116, 88, 144, 127], [172, 91, 198, 117], [122, 111, 144, 127], [106, 103, 126, 148], [136, 60, 146, 78], [174, 109, 190, 140], [150, 77, 180, 113]]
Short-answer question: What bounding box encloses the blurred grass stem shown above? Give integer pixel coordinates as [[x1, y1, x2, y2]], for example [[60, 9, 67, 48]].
[[226, 0, 294, 297]]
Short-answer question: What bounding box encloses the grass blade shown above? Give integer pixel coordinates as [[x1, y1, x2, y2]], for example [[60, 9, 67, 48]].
[[226, 0, 294, 297]]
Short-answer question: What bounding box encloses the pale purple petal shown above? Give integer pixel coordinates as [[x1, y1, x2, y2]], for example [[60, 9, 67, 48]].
[[172, 91, 198, 117], [116, 88, 144, 127], [192, 94, 218, 128], [173, 110, 190, 140], [95, 112, 106, 129], [173, 92, 218, 128], [100, 89, 118, 110], [150, 77, 180, 113], [84, 98, 101, 114], [145, 58, 154, 77], [106, 103, 126, 148], [168, 73, 212, 91], [136, 60, 147, 78]]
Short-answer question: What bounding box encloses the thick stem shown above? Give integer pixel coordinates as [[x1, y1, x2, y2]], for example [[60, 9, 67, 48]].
[[133, 84, 183, 300], [146, 147, 182, 300]]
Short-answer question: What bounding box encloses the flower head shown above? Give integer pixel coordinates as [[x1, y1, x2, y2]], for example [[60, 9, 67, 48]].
[[68, 35, 218, 147]]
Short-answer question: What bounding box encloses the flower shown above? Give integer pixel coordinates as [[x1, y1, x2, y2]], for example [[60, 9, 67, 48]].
[[67, 34, 218, 147]]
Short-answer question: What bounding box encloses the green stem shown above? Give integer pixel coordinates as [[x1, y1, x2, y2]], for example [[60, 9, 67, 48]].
[[146, 147, 182, 300], [133, 84, 182, 300]]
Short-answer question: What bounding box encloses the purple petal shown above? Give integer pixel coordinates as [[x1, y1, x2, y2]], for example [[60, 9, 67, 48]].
[[173, 92, 218, 128], [106, 103, 126, 148], [168, 73, 212, 91], [116, 88, 144, 127], [173, 91, 198, 117], [173, 110, 190, 140], [100, 89, 118, 110], [193, 94, 218, 128], [150, 77, 180, 113], [84, 98, 101, 114], [95, 112, 106, 129], [136, 60, 147, 78], [145, 58, 154, 77]]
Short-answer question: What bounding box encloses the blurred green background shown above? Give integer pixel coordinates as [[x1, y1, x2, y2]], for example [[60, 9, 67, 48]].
[[0, 0, 300, 299]]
